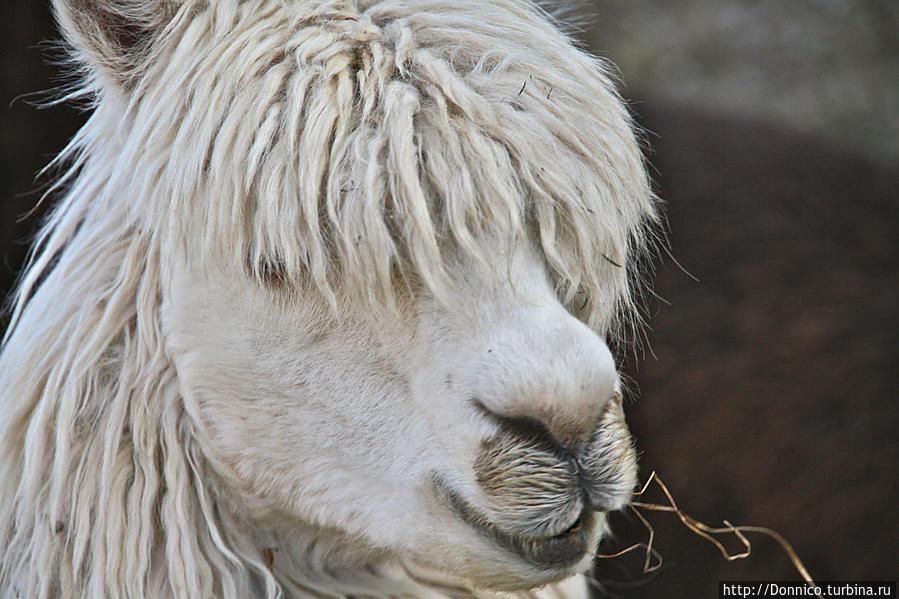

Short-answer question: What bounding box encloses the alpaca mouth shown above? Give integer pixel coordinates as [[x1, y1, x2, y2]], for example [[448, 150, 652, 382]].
[[433, 475, 594, 570]]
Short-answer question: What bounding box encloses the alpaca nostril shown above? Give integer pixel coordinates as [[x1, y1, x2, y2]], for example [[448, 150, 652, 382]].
[[471, 399, 576, 458], [471, 387, 621, 456]]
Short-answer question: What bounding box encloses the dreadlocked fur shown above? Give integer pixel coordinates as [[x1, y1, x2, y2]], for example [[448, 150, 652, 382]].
[[0, 0, 657, 597]]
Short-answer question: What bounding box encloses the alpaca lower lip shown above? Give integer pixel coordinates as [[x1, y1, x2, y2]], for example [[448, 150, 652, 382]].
[[433, 476, 593, 570]]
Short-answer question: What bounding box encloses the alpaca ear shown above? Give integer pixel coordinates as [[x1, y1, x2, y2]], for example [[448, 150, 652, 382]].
[[53, 0, 180, 91]]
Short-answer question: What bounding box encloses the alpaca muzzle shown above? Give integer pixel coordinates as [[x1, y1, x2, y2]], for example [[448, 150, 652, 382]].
[[438, 393, 638, 568], [473, 391, 637, 523]]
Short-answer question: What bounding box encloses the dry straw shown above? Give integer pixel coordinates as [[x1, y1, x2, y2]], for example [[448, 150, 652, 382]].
[[593, 471, 816, 587]]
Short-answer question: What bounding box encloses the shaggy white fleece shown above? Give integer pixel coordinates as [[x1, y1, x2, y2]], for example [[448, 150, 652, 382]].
[[0, 1, 655, 597]]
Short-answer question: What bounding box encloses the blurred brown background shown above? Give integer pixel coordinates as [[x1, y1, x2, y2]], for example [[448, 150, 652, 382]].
[[2, 1, 896, 596], [578, 1, 898, 596]]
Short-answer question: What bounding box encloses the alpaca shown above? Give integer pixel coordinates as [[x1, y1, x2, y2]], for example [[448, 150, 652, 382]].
[[0, 1, 657, 597]]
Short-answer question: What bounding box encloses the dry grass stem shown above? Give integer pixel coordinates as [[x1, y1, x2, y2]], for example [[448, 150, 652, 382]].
[[593, 471, 815, 588]]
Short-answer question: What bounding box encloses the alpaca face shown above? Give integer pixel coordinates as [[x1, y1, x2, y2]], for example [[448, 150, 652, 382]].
[[162, 237, 637, 589]]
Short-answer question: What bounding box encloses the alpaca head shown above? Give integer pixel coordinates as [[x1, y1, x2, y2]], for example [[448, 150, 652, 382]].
[[33, 0, 657, 591]]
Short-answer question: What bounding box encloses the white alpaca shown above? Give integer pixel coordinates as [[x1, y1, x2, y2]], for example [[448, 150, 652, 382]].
[[0, 1, 657, 597]]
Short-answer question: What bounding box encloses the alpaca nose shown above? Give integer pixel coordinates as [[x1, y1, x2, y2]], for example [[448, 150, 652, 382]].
[[473, 315, 620, 453]]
